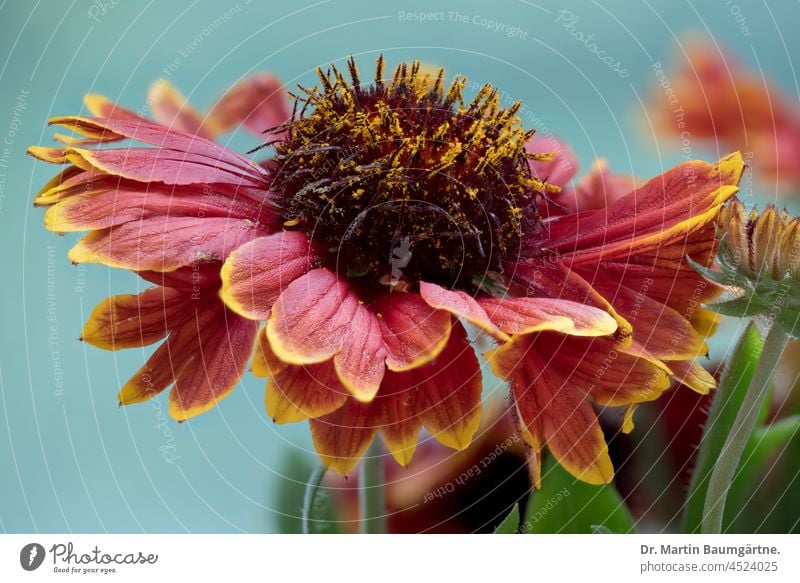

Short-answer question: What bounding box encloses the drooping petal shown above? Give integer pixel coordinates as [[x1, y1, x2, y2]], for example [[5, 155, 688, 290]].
[[113, 292, 257, 421], [413, 321, 483, 450], [252, 326, 349, 423], [267, 268, 387, 401], [582, 271, 708, 360], [81, 286, 188, 350], [168, 308, 258, 420], [373, 291, 452, 371], [489, 331, 670, 484], [220, 231, 314, 320], [117, 296, 220, 405], [513, 259, 632, 338], [668, 360, 716, 395], [265, 362, 349, 424], [372, 387, 422, 467], [304, 320, 481, 473], [250, 325, 287, 377], [309, 399, 377, 476]]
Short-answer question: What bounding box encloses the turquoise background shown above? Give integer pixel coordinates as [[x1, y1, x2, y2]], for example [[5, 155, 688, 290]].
[[1, 0, 798, 532]]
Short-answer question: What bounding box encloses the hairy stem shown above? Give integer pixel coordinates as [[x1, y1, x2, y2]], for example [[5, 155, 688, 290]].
[[702, 323, 789, 533]]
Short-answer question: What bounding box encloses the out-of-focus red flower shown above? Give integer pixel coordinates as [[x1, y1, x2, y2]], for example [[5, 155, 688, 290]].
[[647, 38, 800, 187], [324, 402, 529, 533]]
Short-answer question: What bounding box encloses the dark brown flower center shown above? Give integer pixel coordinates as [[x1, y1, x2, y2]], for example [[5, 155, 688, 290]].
[[265, 57, 553, 292]]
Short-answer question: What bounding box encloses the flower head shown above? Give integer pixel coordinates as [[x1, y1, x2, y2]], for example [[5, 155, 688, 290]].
[[30, 58, 745, 483], [697, 198, 800, 336], [265, 58, 552, 290]]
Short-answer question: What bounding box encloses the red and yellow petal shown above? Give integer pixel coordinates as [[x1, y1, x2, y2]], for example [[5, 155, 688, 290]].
[[220, 231, 314, 320], [419, 281, 508, 340], [63, 146, 266, 188], [546, 152, 744, 262], [44, 187, 254, 233], [33, 168, 112, 206], [301, 320, 481, 472], [27, 146, 70, 164], [168, 306, 258, 420], [488, 333, 614, 485], [516, 259, 633, 339], [478, 296, 617, 337], [309, 400, 377, 476], [267, 268, 387, 402], [117, 299, 221, 405], [68, 216, 269, 271], [413, 321, 483, 450], [373, 291, 452, 371], [84, 93, 145, 122], [372, 389, 422, 466], [254, 321, 348, 423], [265, 363, 349, 424], [81, 286, 188, 350], [251, 325, 287, 378], [488, 331, 668, 484], [668, 360, 716, 395], [584, 271, 708, 361], [47, 116, 261, 173]]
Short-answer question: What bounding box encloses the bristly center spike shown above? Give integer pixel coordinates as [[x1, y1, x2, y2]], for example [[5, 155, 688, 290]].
[[264, 56, 555, 293]]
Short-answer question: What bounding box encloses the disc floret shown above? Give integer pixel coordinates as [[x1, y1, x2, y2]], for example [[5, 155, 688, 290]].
[[267, 57, 553, 291]]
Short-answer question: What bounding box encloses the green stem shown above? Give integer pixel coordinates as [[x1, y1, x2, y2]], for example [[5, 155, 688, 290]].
[[702, 322, 789, 533], [301, 464, 326, 534], [359, 438, 386, 534]]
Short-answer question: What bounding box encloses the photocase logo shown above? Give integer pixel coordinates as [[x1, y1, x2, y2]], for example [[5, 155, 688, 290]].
[[20, 543, 46, 571]]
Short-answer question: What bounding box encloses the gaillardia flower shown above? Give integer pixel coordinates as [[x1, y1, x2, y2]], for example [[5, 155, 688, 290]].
[[647, 38, 800, 188], [30, 58, 744, 483]]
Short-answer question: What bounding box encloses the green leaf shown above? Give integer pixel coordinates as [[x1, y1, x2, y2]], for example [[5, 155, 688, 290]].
[[724, 415, 800, 529], [687, 255, 738, 287], [682, 322, 763, 533], [522, 456, 635, 534], [706, 295, 768, 317], [494, 504, 520, 534], [591, 524, 613, 534], [778, 308, 800, 338]]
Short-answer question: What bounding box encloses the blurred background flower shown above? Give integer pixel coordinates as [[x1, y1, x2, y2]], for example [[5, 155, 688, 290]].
[[646, 37, 800, 190]]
